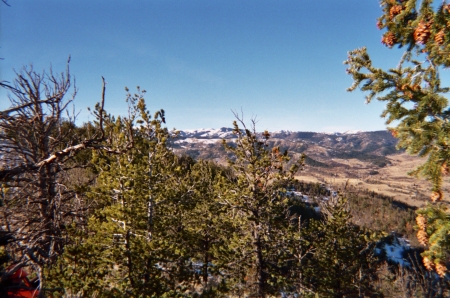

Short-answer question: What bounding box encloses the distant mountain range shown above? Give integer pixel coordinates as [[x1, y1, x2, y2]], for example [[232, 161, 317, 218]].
[[172, 128, 401, 168]]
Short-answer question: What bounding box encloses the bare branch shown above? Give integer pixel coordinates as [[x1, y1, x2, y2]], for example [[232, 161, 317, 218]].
[[100, 76, 106, 139]]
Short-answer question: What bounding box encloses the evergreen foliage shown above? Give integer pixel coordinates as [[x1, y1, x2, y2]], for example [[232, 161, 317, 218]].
[[45, 90, 236, 297], [0, 60, 421, 296], [298, 197, 380, 297], [46, 89, 194, 296], [219, 116, 304, 296], [345, 0, 450, 276], [177, 159, 235, 294]]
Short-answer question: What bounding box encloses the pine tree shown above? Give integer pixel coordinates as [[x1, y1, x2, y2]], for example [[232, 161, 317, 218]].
[[345, 0, 450, 276], [177, 159, 236, 295], [46, 89, 236, 297], [45, 88, 191, 296], [219, 115, 303, 297], [297, 197, 380, 297]]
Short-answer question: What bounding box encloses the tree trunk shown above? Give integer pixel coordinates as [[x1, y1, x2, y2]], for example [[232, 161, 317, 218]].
[[254, 228, 265, 298], [202, 237, 209, 288]]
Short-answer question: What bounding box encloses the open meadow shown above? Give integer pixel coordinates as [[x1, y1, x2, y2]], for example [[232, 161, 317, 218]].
[[296, 152, 450, 208]]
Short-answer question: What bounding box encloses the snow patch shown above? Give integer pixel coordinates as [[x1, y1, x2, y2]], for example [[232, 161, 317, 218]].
[[343, 130, 363, 135], [375, 235, 411, 267]]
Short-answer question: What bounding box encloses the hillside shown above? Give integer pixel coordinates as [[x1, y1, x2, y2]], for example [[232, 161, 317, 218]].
[[173, 128, 397, 161], [173, 128, 449, 207], [173, 128, 398, 163]]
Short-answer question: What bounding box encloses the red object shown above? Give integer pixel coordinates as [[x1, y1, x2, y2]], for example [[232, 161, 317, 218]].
[[4, 265, 39, 298]]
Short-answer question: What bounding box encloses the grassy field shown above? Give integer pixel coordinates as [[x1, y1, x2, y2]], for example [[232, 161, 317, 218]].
[[296, 152, 450, 208]]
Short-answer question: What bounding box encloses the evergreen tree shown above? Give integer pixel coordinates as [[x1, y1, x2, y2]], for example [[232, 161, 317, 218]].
[[46, 88, 190, 296], [219, 116, 303, 297], [46, 89, 236, 297], [298, 197, 380, 297], [177, 159, 235, 295], [0, 64, 116, 292], [0, 62, 141, 293], [345, 0, 450, 276]]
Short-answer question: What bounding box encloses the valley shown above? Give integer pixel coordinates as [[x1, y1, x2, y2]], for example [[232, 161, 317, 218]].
[[173, 128, 450, 208]]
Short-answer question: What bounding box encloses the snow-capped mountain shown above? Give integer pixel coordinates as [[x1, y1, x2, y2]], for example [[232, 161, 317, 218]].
[[176, 127, 379, 141], [172, 128, 400, 166], [177, 127, 235, 139]]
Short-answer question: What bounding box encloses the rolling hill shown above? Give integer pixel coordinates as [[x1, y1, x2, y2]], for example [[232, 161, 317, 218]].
[[172, 128, 449, 208]]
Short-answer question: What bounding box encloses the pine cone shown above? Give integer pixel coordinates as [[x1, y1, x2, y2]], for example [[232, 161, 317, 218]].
[[417, 229, 428, 245], [376, 20, 383, 29], [436, 262, 447, 277], [382, 32, 396, 47], [397, 84, 408, 91], [444, 4, 450, 13], [390, 5, 403, 19], [416, 214, 427, 230], [435, 30, 445, 45], [423, 256, 434, 271], [431, 190, 443, 202], [390, 129, 398, 138], [414, 21, 432, 44], [441, 162, 449, 175]]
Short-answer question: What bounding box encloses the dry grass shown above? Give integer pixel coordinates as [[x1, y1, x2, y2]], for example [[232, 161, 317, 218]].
[[296, 152, 450, 208]]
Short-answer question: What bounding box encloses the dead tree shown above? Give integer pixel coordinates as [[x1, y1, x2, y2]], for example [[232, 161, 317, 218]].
[[0, 61, 133, 292]]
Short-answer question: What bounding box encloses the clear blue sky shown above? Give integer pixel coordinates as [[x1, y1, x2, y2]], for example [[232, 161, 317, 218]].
[[0, 0, 418, 132]]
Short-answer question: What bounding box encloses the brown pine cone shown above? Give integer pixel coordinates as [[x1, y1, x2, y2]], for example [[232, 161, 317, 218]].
[[390, 5, 403, 19], [416, 214, 427, 230], [390, 129, 399, 138], [376, 20, 383, 29], [436, 262, 447, 277], [444, 4, 450, 13], [431, 190, 443, 202], [423, 256, 434, 271], [414, 21, 432, 44], [441, 162, 449, 175], [435, 30, 445, 45], [417, 229, 428, 245], [382, 32, 396, 47]]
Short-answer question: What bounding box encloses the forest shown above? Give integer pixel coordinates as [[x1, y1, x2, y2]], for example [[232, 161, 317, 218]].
[[2, 0, 450, 297]]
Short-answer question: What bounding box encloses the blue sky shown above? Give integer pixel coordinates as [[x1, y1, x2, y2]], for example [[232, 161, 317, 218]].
[[0, 0, 417, 132]]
